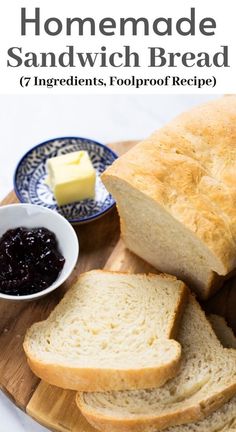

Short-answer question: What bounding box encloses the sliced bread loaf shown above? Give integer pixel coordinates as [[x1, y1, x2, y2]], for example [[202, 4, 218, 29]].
[[102, 96, 236, 299], [77, 296, 236, 431], [23, 270, 187, 392]]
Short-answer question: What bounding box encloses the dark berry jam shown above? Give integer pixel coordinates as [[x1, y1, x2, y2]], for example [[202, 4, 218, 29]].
[[0, 227, 65, 296]]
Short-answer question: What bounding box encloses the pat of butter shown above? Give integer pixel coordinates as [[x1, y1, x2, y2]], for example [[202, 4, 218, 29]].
[[46, 151, 96, 206]]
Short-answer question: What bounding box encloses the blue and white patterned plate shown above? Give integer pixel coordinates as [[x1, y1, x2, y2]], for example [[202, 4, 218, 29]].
[[14, 137, 118, 224]]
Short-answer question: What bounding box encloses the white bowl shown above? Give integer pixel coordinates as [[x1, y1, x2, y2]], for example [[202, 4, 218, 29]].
[[0, 204, 79, 301]]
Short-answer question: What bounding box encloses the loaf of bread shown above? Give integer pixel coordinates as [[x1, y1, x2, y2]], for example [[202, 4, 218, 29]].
[[77, 296, 236, 432], [102, 96, 236, 299], [23, 270, 187, 391]]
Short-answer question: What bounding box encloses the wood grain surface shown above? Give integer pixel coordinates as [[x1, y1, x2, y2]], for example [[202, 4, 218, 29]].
[[0, 139, 235, 432]]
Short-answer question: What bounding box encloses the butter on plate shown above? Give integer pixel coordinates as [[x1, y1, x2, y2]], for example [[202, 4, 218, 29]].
[[46, 151, 96, 206]]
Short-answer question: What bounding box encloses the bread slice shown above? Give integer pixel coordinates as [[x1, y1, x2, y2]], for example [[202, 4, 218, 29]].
[[102, 96, 236, 299], [164, 397, 236, 431], [23, 270, 187, 392], [149, 316, 236, 432], [77, 296, 236, 431]]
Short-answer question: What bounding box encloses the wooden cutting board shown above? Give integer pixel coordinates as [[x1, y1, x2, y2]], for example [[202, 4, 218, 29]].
[[0, 140, 235, 432]]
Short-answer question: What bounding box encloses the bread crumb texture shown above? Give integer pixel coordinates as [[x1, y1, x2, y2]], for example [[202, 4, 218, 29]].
[[77, 296, 236, 431], [24, 271, 186, 391]]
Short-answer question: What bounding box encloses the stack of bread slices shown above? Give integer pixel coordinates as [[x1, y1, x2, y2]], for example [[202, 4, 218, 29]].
[[24, 270, 236, 432]]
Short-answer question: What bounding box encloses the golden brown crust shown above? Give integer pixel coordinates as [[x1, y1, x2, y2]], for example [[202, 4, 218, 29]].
[[24, 343, 181, 392], [102, 96, 236, 277]]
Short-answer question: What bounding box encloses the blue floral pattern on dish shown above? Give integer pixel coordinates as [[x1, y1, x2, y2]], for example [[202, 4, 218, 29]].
[[14, 137, 118, 224]]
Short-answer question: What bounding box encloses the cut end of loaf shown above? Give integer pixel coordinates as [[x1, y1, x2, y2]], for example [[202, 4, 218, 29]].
[[103, 173, 228, 300]]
